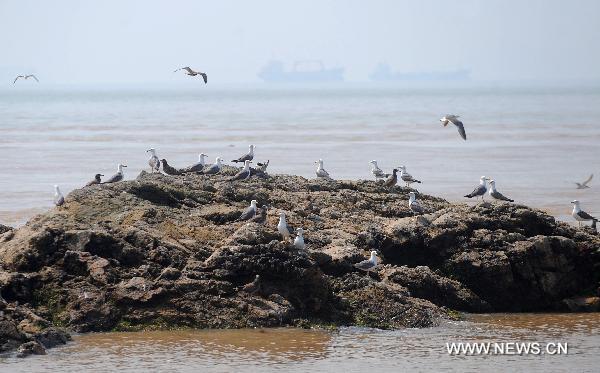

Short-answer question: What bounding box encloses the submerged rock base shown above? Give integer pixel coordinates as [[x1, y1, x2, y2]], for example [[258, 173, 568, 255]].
[[1, 171, 599, 355]]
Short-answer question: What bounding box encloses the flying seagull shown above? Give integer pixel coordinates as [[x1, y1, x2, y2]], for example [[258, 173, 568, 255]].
[[248, 205, 268, 224], [146, 148, 160, 173], [181, 153, 207, 173], [398, 165, 421, 187], [294, 228, 305, 250], [85, 174, 104, 187], [571, 200, 597, 227], [174, 67, 207, 83], [488, 180, 514, 202], [408, 191, 424, 214], [277, 212, 294, 241], [232, 145, 254, 163], [103, 164, 127, 183], [229, 160, 252, 181], [575, 174, 593, 189], [14, 74, 39, 84], [465, 176, 489, 200], [202, 157, 223, 175], [440, 115, 467, 140], [160, 159, 182, 175], [53, 185, 64, 206], [238, 200, 258, 221], [370, 160, 389, 179], [315, 159, 331, 179], [354, 251, 378, 272], [383, 168, 398, 188]]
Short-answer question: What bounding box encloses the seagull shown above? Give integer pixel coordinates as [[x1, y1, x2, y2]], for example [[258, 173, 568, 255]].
[[146, 148, 160, 173], [369, 160, 389, 179], [383, 168, 398, 188], [255, 160, 270, 173], [575, 174, 593, 189], [571, 200, 597, 227], [277, 212, 294, 241], [408, 192, 424, 214], [440, 114, 467, 140], [398, 165, 421, 187], [241, 275, 261, 294], [232, 145, 254, 163], [202, 157, 223, 175], [85, 174, 104, 187], [238, 200, 258, 221], [53, 185, 64, 206], [181, 153, 207, 173], [294, 228, 305, 249], [315, 159, 331, 179], [229, 160, 252, 181], [488, 180, 514, 202], [354, 251, 378, 272], [465, 176, 489, 200], [174, 67, 207, 83], [248, 205, 268, 224], [13, 74, 39, 84], [103, 164, 127, 183], [160, 159, 182, 175]]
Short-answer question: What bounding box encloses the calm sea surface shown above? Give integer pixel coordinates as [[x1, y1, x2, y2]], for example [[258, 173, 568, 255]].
[[1, 85, 599, 371]]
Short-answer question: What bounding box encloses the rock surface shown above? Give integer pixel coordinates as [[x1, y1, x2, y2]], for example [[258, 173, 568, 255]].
[[1, 170, 599, 355]]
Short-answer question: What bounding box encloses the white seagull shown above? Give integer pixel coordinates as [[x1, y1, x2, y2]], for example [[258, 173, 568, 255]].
[[146, 148, 160, 173], [202, 157, 223, 175], [104, 164, 127, 183], [293, 228, 305, 249], [277, 212, 294, 241], [53, 185, 65, 206], [174, 67, 207, 83], [465, 176, 489, 200], [238, 200, 258, 221], [408, 192, 424, 214], [232, 145, 254, 163], [488, 180, 514, 202], [315, 159, 331, 179], [575, 174, 593, 189], [181, 153, 208, 173], [398, 165, 422, 187], [354, 251, 378, 272], [440, 114, 467, 140], [369, 160, 389, 179], [229, 160, 252, 181], [571, 200, 597, 227], [14, 74, 39, 84]]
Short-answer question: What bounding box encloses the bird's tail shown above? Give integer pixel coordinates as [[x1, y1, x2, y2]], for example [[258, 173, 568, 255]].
[[464, 194, 474, 198], [508, 198, 515, 202], [414, 180, 422, 184]]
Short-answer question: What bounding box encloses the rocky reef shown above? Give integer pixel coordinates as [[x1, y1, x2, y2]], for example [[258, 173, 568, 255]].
[[1, 170, 599, 356]]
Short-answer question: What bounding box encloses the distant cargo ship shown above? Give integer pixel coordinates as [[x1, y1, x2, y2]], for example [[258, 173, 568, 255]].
[[258, 60, 344, 83], [369, 63, 470, 82]]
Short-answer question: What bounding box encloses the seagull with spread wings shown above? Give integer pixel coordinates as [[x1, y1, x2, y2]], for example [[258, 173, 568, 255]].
[[14, 74, 39, 84], [440, 114, 467, 140], [174, 67, 207, 83], [575, 174, 593, 189]]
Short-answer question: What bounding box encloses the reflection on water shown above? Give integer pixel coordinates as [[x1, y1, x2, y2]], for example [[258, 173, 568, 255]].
[[2, 313, 599, 372]]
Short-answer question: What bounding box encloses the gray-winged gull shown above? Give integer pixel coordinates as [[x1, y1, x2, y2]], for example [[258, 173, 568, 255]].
[[181, 153, 207, 173], [575, 174, 593, 189], [370, 160, 389, 179], [53, 185, 64, 206], [408, 192, 424, 214], [398, 165, 421, 187], [315, 159, 331, 179], [571, 200, 597, 227], [174, 67, 207, 83], [255, 160, 269, 173], [202, 157, 223, 175], [248, 205, 268, 224], [294, 228, 305, 249], [85, 174, 104, 187], [465, 176, 489, 200], [354, 251, 378, 272], [232, 145, 254, 163], [14, 74, 39, 84], [229, 160, 252, 181], [103, 164, 127, 183], [488, 180, 514, 202], [440, 114, 467, 140], [146, 148, 160, 173], [238, 200, 258, 221], [160, 159, 182, 176]]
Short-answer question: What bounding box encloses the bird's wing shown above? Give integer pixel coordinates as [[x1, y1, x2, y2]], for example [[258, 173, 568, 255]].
[[578, 210, 596, 220], [582, 174, 593, 186], [183, 67, 194, 73], [203, 164, 219, 174], [411, 201, 424, 212], [13, 76, 23, 84], [239, 206, 255, 220], [450, 118, 467, 140], [200, 73, 207, 84], [28, 75, 39, 82], [467, 185, 485, 197], [321, 169, 330, 177], [104, 173, 120, 183]]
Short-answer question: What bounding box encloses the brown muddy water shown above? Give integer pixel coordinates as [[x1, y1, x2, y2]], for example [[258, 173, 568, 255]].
[[2, 313, 599, 372]]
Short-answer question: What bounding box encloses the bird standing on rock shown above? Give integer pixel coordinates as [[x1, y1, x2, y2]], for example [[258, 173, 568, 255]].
[[408, 192, 424, 214], [238, 200, 258, 221], [53, 185, 64, 206], [174, 67, 207, 83], [315, 159, 331, 179], [103, 164, 127, 183], [85, 174, 104, 187], [146, 148, 160, 173], [229, 160, 252, 181], [248, 205, 268, 224], [232, 145, 254, 163], [160, 159, 182, 175], [440, 114, 467, 140], [571, 200, 597, 227], [465, 176, 489, 200], [202, 157, 223, 175], [370, 160, 389, 179], [181, 153, 207, 173], [383, 168, 398, 188], [354, 251, 378, 272], [255, 160, 270, 173], [294, 228, 305, 249], [488, 180, 514, 202], [277, 212, 294, 241], [398, 165, 421, 187]]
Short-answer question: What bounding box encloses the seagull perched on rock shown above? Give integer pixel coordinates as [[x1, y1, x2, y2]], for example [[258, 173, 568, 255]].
[[85, 174, 104, 187], [440, 114, 467, 140], [398, 165, 421, 187], [238, 200, 258, 221], [294, 228, 305, 249], [369, 160, 389, 179], [174, 67, 207, 83], [103, 164, 127, 183], [575, 174, 593, 189], [315, 159, 331, 179], [248, 205, 268, 224], [160, 159, 182, 175], [277, 212, 294, 241], [383, 168, 398, 188], [14, 74, 39, 84], [465, 176, 489, 200], [571, 200, 597, 227], [229, 160, 252, 181], [408, 192, 424, 214], [181, 153, 207, 173], [202, 157, 223, 175], [354, 251, 378, 272], [488, 180, 514, 202], [232, 145, 254, 163], [53, 185, 64, 206], [146, 148, 160, 173], [255, 160, 270, 173]]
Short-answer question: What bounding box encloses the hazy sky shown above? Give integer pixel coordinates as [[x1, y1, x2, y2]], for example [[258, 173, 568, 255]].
[[1, 0, 599, 84]]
